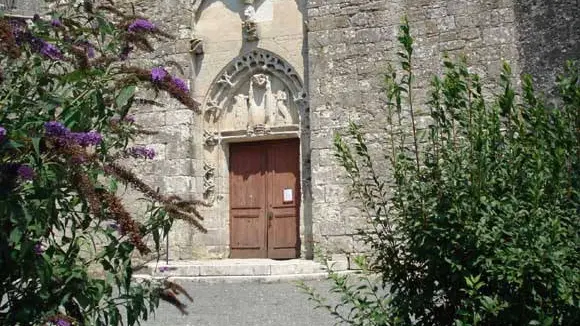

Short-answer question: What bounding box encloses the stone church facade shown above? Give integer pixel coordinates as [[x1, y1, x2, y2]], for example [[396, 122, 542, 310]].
[[125, 0, 578, 261], [7, 0, 578, 261]]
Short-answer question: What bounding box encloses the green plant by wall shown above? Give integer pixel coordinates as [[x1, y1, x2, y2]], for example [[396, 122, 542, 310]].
[[302, 17, 579, 326], [1, 1, 205, 325]]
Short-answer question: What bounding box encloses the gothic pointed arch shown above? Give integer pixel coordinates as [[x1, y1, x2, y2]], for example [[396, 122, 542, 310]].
[[202, 48, 307, 137]]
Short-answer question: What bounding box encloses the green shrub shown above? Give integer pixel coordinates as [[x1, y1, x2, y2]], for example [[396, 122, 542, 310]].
[[303, 18, 579, 326], [1, 1, 204, 325]]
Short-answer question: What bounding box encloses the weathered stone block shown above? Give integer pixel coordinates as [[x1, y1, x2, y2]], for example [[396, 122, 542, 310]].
[[327, 253, 349, 271], [198, 265, 270, 276], [162, 159, 193, 176], [165, 109, 193, 125], [166, 139, 193, 160], [163, 176, 192, 194]]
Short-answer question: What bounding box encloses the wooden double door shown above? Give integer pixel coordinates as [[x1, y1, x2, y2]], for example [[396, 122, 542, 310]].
[[229, 139, 300, 259]]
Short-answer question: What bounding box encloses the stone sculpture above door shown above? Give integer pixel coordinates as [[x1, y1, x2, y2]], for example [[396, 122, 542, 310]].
[[202, 48, 306, 138]]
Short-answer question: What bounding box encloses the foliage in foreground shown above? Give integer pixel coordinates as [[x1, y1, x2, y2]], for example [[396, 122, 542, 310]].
[[302, 18, 579, 326], [1, 1, 205, 325]]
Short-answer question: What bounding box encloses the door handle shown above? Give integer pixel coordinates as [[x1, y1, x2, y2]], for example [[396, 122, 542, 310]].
[[267, 211, 273, 228]]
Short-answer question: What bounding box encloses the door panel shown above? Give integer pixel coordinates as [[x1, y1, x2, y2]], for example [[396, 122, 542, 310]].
[[229, 139, 300, 259], [267, 139, 300, 258], [229, 143, 267, 258]]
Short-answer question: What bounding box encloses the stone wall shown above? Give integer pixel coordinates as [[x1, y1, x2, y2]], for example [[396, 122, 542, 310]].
[[306, 0, 521, 255], [513, 0, 580, 94], [111, 0, 578, 261], [1, 0, 43, 16]]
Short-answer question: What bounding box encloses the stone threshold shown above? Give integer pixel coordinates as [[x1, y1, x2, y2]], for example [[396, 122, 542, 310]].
[[132, 272, 350, 284], [131, 258, 358, 283], [141, 259, 327, 277]]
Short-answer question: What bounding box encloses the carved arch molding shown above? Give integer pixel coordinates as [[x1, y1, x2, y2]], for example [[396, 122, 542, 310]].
[[202, 48, 307, 141]]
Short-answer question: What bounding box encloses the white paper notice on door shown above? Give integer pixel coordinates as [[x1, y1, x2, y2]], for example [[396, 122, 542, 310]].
[[283, 188, 293, 202]]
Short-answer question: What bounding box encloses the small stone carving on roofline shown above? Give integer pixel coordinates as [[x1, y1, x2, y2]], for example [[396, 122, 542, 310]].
[[242, 21, 258, 41], [242, 2, 258, 41], [189, 38, 203, 55]]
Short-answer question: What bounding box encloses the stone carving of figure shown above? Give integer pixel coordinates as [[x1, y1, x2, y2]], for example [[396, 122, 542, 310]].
[[242, 4, 258, 41], [232, 93, 249, 130], [247, 74, 275, 129], [274, 90, 293, 125], [243, 5, 256, 21]]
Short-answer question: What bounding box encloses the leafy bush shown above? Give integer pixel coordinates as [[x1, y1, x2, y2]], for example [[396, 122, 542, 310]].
[[303, 18, 579, 326], [1, 1, 205, 325]]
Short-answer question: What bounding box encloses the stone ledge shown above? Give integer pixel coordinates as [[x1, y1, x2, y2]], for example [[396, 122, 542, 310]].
[[144, 259, 330, 278], [133, 270, 360, 284]]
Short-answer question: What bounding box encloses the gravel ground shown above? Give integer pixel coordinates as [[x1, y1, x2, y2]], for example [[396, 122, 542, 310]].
[[140, 280, 338, 326]]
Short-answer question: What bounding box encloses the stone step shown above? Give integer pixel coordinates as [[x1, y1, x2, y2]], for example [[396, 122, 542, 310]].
[[142, 259, 328, 278], [133, 272, 336, 284]]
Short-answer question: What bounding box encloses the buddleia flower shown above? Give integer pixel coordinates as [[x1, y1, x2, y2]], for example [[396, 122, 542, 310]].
[[128, 19, 156, 32], [151, 67, 167, 82]]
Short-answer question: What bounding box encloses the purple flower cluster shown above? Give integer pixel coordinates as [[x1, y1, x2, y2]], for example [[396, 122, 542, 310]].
[[9, 19, 27, 43], [150, 67, 189, 93], [159, 266, 169, 273], [44, 121, 69, 137], [44, 121, 102, 147], [128, 19, 156, 32], [0, 126, 6, 142], [8, 19, 62, 62], [17, 165, 35, 180], [39, 42, 63, 60], [127, 146, 155, 159], [70, 131, 102, 147], [55, 318, 71, 326], [75, 40, 95, 58], [51, 19, 62, 28], [33, 242, 44, 255], [15, 29, 63, 61], [172, 77, 189, 93], [0, 163, 33, 192], [151, 67, 167, 82]]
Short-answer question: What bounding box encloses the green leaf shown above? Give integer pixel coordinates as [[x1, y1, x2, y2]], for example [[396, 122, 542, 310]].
[[9, 228, 23, 245], [31, 137, 41, 157], [116, 85, 136, 109]]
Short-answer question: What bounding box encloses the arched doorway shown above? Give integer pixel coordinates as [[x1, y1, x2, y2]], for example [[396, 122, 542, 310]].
[[201, 49, 310, 259]]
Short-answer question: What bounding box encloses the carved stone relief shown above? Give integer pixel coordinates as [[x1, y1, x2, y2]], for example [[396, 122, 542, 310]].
[[242, 0, 259, 41], [190, 38, 204, 55], [203, 130, 219, 147], [203, 162, 216, 199], [219, 73, 299, 135], [202, 49, 306, 132], [274, 90, 293, 125]]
